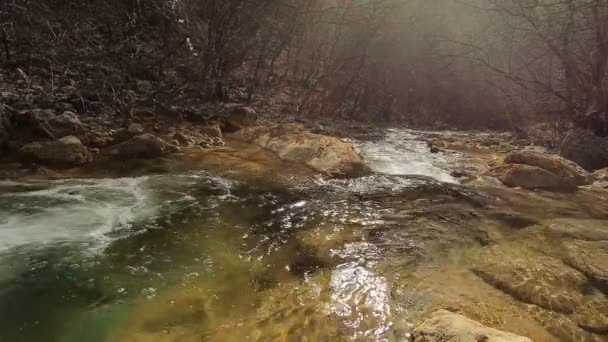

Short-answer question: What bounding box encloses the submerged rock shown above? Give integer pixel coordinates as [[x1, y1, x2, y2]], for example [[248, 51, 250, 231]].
[[229, 124, 370, 177], [559, 128, 608, 172], [296, 223, 366, 265], [488, 164, 573, 191], [413, 309, 533, 342], [105, 133, 176, 159], [564, 240, 608, 291], [472, 244, 588, 314], [20, 136, 91, 166], [471, 241, 608, 336], [535, 218, 608, 241]]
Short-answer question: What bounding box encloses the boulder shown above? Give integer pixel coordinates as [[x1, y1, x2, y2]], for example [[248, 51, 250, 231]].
[[223, 106, 259, 132], [105, 133, 176, 159], [488, 164, 574, 191], [504, 150, 592, 186], [413, 309, 532, 342], [20, 136, 91, 166], [229, 124, 370, 177], [14, 109, 85, 140], [46, 111, 86, 139], [559, 128, 608, 171]]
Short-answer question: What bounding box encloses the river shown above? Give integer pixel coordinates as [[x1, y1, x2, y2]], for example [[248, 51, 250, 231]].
[[0, 129, 607, 341]]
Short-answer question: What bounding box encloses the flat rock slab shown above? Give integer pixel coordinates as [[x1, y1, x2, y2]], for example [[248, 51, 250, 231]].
[[413, 309, 532, 342]]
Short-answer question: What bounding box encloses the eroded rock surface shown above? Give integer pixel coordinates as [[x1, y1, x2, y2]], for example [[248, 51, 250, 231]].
[[230, 124, 370, 177], [413, 309, 533, 342], [471, 241, 608, 337], [564, 239, 608, 291]]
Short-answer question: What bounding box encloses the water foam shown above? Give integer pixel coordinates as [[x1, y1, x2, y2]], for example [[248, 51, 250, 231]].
[[356, 129, 458, 183], [0, 177, 153, 253]]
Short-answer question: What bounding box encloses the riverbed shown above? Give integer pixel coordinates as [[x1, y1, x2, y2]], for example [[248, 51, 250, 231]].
[[1, 129, 607, 341]]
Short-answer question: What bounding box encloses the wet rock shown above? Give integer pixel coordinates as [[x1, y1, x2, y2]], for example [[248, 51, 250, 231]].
[[105, 133, 176, 159], [20, 136, 91, 166], [229, 124, 370, 177], [488, 164, 574, 191], [412, 309, 533, 342], [504, 150, 592, 186], [558, 128, 608, 172], [564, 240, 608, 291], [201, 123, 222, 138]]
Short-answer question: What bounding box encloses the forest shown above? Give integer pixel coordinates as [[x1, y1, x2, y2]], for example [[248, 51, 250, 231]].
[[1, 0, 607, 135]]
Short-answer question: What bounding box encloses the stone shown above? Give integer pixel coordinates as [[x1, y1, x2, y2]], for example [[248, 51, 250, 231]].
[[13, 109, 86, 140], [20, 136, 91, 166], [413, 309, 533, 342], [229, 124, 370, 177], [504, 150, 592, 186], [201, 123, 222, 138], [559, 128, 608, 171], [487, 164, 574, 191], [105, 133, 175, 159], [46, 111, 86, 139], [127, 123, 145, 135]]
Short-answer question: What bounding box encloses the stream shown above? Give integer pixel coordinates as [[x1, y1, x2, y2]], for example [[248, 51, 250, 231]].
[[1, 129, 607, 341]]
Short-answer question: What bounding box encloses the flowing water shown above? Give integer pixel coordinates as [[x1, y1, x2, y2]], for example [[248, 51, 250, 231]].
[[1, 130, 607, 342]]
